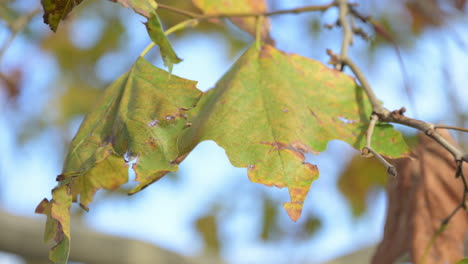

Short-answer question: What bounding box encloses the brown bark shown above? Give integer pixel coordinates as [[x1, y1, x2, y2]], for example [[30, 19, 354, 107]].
[[372, 130, 468, 264]]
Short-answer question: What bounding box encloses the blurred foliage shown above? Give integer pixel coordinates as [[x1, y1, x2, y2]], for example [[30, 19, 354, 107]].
[[338, 135, 419, 218], [338, 155, 388, 217], [260, 197, 321, 241], [195, 212, 220, 254]]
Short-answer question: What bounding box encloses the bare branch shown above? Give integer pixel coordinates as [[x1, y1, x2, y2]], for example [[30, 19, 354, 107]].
[[157, 2, 336, 20], [435, 125, 468, 133], [441, 160, 468, 225], [327, 1, 468, 165], [362, 114, 397, 176], [336, 0, 352, 71]]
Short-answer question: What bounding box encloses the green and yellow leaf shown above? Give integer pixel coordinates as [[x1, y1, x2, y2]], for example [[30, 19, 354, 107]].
[[41, 0, 84, 31], [37, 57, 202, 262], [180, 44, 408, 221], [145, 13, 183, 71], [110, 0, 182, 71]]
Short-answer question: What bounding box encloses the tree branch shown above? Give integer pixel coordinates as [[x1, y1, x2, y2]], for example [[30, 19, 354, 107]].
[[362, 114, 397, 176], [328, 0, 468, 228], [157, 2, 336, 21], [336, 0, 352, 71], [435, 125, 468, 133], [327, 2, 468, 164]]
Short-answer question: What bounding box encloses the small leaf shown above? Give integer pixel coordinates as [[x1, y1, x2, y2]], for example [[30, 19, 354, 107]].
[[192, 0, 273, 43], [41, 0, 85, 31], [455, 259, 468, 264], [180, 44, 408, 221], [145, 12, 183, 72], [110, 0, 182, 71]]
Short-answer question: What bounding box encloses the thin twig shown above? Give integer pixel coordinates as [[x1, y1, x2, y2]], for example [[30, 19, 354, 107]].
[[441, 161, 468, 225], [330, 0, 468, 228], [362, 114, 397, 176], [157, 2, 336, 20], [336, 0, 352, 71], [350, 6, 417, 117], [327, 10, 467, 164], [435, 125, 468, 133], [365, 114, 378, 149]]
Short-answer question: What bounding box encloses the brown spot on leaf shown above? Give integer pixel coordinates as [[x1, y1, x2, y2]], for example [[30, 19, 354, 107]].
[[289, 187, 309, 202], [290, 141, 312, 154], [282, 108, 289, 113], [35, 198, 50, 214], [260, 45, 275, 58], [289, 149, 305, 160], [283, 202, 303, 222], [147, 138, 157, 149], [303, 162, 319, 173], [261, 141, 289, 151], [56, 174, 65, 182], [308, 108, 323, 125]]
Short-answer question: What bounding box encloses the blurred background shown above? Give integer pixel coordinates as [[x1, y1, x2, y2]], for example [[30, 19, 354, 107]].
[[0, 0, 467, 263]]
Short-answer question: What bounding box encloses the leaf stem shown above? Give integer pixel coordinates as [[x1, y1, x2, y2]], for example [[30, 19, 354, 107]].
[[441, 161, 468, 225], [362, 114, 397, 176], [140, 19, 198, 58]]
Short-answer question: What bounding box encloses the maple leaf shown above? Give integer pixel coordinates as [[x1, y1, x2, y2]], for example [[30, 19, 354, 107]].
[[180, 44, 409, 221], [192, 0, 273, 43], [41, 0, 84, 31], [37, 57, 202, 263]]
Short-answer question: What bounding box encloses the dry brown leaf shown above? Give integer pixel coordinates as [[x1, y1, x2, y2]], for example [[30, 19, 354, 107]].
[[372, 129, 468, 264]]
